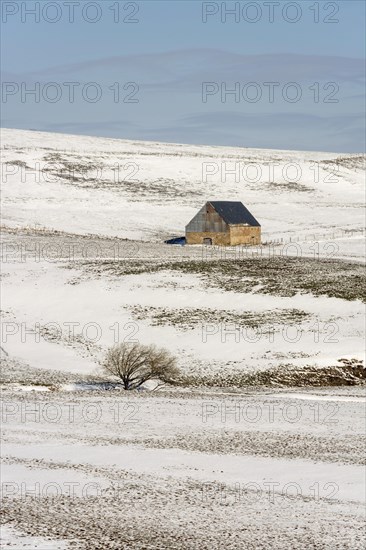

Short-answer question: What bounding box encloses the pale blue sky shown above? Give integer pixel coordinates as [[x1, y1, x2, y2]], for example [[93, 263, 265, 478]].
[[1, 1, 365, 151]]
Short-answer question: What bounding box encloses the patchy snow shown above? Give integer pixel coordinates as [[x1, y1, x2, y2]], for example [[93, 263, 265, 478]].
[[0, 525, 69, 549], [1, 129, 365, 548], [1, 128, 364, 251], [1, 258, 364, 377], [268, 392, 366, 402], [1, 462, 110, 498], [8, 385, 51, 393], [2, 441, 364, 503], [1, 385, 365, 548]]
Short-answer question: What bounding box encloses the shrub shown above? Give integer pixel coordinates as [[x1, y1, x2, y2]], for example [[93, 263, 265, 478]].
[[101, 342, 179, 390]]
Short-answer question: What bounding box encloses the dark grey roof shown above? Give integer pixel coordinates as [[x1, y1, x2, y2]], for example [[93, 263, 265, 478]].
[[209, 201, 260, 227]]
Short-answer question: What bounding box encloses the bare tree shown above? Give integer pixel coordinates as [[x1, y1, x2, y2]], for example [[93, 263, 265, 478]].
[[101, 342, 179, 390]]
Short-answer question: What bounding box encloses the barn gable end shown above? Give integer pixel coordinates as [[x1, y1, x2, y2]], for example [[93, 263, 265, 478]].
[[186, 202, 229, 234]]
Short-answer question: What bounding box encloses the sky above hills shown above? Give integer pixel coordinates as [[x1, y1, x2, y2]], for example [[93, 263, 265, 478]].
[[1, 1, 365, 152]]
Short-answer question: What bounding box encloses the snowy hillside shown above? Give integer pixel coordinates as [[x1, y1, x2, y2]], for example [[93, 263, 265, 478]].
[[1, 128, 365, 250], [1, 128, 365, 549], [1, 127, 365, 381]]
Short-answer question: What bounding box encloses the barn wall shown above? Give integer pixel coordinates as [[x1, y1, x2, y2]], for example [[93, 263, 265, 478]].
[[185, 231, 231, 245], [186, 226, 261, 246], [229, 225, 261, 245]]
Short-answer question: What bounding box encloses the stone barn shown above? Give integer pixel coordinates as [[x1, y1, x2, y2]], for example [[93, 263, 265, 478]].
[[185, 201, 261, 246]]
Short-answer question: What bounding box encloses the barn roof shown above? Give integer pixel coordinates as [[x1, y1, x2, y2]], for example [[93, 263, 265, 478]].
[[209, 201, 260, 227]]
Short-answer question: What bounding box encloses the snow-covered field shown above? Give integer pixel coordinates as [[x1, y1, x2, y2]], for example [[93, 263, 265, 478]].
[[1, 386, 365, 548], [1, 129, 365, 548], [1, 128, 365, 246]]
